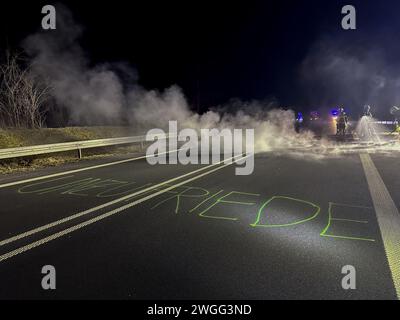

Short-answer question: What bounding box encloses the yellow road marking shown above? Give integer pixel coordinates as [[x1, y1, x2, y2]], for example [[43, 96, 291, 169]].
[[360, 153, 400, 299]]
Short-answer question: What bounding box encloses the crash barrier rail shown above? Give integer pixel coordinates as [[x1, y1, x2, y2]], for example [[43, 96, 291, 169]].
[[0, 134, 175, 160]]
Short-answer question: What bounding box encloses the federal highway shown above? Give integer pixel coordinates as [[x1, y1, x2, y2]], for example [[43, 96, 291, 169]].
[[0, 149, 399, 299]]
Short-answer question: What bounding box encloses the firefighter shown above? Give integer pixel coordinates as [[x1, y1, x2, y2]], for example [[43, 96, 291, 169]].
[[363, 105, 373, 117], [295, 112, 303, 133], [390, 106, 400, 134], [336, 107, 348, 136]]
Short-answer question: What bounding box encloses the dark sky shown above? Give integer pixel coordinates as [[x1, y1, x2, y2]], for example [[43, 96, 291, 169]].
[[2, 0, 400, 113]]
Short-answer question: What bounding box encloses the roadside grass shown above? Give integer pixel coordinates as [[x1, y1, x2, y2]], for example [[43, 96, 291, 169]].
[[0, 126, 137, 148], [0, 127, 143, 174]]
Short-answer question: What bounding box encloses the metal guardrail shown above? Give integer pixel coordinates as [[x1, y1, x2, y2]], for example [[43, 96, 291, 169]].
[[0, 134, 173, 160]]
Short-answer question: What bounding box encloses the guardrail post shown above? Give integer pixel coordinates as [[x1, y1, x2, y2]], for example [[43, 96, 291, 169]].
[[77, 148, 82, 159]]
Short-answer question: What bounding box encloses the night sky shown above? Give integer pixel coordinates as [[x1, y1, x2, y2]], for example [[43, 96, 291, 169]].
[[2, 0, 400, 114]]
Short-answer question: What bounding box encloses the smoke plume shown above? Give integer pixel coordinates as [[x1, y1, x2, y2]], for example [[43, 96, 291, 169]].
[[22, 5, 327, 155]]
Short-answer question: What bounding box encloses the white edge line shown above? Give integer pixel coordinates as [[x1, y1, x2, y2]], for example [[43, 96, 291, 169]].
[[0, 148, 184, 189], [360, 153, 400, 299]]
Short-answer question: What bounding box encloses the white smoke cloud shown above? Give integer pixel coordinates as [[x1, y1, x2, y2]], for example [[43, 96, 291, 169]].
[[23, 4, 126, 125], [127, 85, 192, 129], [22, 4, 337, 156]]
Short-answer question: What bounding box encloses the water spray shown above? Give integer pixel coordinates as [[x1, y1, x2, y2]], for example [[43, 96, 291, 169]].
[[355, 105, 381, 143]]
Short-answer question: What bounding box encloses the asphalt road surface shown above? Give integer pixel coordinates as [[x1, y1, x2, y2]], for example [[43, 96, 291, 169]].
[[0, 149, 399, 300]]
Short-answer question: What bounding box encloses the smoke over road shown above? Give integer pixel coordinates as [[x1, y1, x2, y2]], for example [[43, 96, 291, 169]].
[[22, 5, 327, 155], [21, 5, 399, 157]]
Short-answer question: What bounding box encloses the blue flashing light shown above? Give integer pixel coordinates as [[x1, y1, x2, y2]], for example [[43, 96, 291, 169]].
[[297, 112, 304, 123]]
